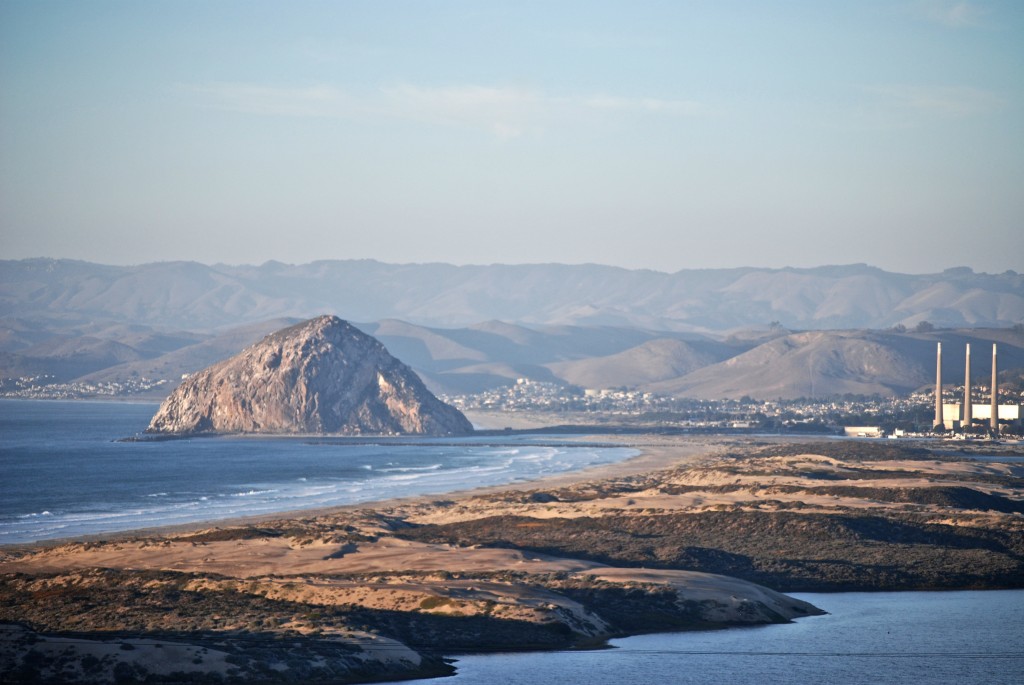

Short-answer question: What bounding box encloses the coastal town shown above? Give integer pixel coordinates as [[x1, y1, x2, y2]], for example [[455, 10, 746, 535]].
[[0, 374, 171, 400], [5, 372, 1021, 438]]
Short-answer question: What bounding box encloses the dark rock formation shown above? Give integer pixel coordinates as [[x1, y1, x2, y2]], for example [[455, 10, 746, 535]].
[[147, 315, 473, 436]]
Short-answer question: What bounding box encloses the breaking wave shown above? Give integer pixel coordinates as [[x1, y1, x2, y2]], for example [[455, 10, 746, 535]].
[[1, 402, 637, 545]]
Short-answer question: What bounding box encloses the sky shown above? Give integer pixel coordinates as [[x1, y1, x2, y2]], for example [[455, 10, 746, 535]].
[[1, 0, 1022, 274]]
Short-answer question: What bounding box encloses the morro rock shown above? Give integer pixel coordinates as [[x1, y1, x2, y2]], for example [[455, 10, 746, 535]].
[[147, 315, 473, 436]]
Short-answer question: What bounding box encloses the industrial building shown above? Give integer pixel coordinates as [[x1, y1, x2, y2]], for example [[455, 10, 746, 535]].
[[934, 342, 1020, 434], [940, 403, 1020, 431]]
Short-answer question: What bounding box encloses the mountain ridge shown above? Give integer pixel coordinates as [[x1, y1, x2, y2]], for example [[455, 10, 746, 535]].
[[5, 313, 1022, 401], [3, 258, 1021, 332], [4, 259, 1023, 401]]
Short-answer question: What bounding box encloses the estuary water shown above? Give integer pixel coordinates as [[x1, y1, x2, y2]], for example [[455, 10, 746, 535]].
[[0, 399, 636, 544], [432, 590, 1024, 685]]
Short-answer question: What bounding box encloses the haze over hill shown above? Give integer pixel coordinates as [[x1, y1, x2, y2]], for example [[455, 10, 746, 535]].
[[3, 259, 1022, 332], [2, 259, 1023, 401], [644, 329, 1024, 400]]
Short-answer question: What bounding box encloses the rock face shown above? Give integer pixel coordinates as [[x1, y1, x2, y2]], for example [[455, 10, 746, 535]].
[[147, 315, 473, 436]]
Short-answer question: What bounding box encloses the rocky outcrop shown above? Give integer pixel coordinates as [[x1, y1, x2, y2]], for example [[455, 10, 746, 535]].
[[147, 315, 473, 436]]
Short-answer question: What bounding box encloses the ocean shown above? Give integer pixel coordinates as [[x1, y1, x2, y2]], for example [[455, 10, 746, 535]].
[[0, 399, 637, 544]]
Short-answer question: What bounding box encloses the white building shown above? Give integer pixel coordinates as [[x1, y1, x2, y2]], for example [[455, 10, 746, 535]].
[[941, 403, 1020, 430], [844, 426, 883, 438]]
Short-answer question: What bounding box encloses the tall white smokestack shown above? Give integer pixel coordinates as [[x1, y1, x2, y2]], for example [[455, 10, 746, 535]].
[[991, 344, 998, 435], [934, 342, 943, 430], [963, 344, 972, 430]]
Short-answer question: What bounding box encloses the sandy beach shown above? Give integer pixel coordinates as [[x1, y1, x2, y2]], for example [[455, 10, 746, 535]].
[[0, 430, 715, 550]]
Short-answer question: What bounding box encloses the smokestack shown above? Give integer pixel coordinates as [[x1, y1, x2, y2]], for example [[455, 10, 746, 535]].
[[963, 344, 972, 430], [991, 343, 998, 435], [934, 342, 943, 430]]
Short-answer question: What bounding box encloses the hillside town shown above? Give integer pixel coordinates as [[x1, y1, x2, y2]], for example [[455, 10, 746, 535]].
[[0, 374, 171, 400], [443, 378, 1022, 437], [4, 371, 1021, 438]]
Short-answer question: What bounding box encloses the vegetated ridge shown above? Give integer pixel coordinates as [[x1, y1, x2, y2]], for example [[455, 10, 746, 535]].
[[397, 440, 1024, 592]]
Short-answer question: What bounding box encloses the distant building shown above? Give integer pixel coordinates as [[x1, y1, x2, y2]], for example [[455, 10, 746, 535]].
[[941, 403, 1019, 431], [844, 426, 883, 438]]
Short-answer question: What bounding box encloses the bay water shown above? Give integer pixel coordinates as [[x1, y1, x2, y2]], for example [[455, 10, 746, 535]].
[[0, 399, 636, 544], [431, 590, 1024, 685]]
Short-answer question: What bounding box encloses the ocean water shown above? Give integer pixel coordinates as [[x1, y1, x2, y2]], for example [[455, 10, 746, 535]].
[[0, 399, 636, 544], [429, 590, 1024, 685]]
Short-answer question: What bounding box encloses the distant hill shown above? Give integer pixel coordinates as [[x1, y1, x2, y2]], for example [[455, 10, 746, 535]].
[[3, 259, 1022, 332], [75, 318, 301, 386], [358, 319, 712, 394], [645, 329, 1024, 400], [547, 338, 734, 389], [0, 336, 149, 382], [3, 259, 1023, 401], [2, 315, 1022, 401]]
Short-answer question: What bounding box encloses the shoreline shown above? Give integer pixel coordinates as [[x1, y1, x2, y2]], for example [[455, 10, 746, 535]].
[[11, 428, 1003, 552], [0, 433, 719, 551], [3, 429, 1020, 556]]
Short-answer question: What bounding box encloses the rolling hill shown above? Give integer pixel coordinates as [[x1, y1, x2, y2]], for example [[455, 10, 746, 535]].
[[645, 329, 1024, 400], [546, 338, 734, 389], [3, 259, 1023, 400], [3, 259, 1022, 332]]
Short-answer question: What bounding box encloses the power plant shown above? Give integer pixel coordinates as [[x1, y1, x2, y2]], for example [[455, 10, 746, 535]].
[[933, 342, 943, 430], [934, 341, 1018, 435], [991, 344, 998, 433], [963, 344, 972, 427]]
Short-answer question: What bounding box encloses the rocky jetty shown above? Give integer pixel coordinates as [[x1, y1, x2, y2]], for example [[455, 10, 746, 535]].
[[147, 315, 472, 436]]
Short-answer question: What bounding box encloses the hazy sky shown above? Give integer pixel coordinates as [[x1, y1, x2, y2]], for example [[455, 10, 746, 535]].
[[1, 1, 1021, 274]]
